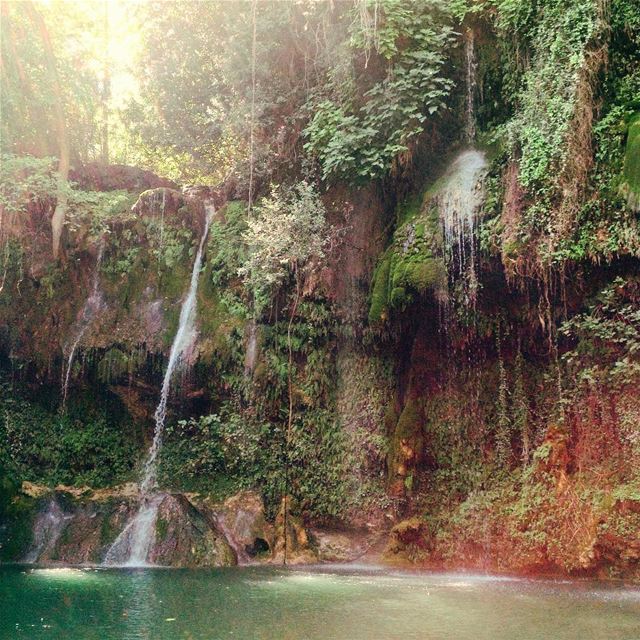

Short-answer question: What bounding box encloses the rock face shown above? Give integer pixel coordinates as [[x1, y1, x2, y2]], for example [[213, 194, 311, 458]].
[[310, 528, 378, 563], [131, 187, 207, 234], [17, 489, 236, 567], [150, 494, 236, 567], [11, 486, 388, 568], [214, 490, 274, 563], [384, 431, 640, 579], [271, 498, 318, 565], [23, 493, 136, 565], [69, 163, 177, 192]]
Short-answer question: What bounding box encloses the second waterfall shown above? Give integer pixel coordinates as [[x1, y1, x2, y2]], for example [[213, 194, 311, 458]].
[[104, 201, 216, 566]]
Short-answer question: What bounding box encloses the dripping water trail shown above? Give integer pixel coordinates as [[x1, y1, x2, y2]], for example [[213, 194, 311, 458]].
[[464, 27, 477, 144], [23, 499, 72, 563], [61, 239, 105, 409], [438, 149, 487, 318], [103, 202, 215, 567]]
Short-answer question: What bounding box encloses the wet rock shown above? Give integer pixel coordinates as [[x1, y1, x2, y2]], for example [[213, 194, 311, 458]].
[[310, 528, 374, 563], [16, 489, 237, 568], [216, 490, 274, 563], [271, 498, 318, 565], [131, 187, 209, 235], [132, 187, 184, 217], [24, 492, 135, 565], [149, 494, 236, 568], [385, 517, 432, 560]]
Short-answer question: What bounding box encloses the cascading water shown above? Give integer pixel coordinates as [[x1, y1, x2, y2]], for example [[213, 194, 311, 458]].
[[103, 202, 215, 567], [436, 26, 486, 313], [23, 499, 70, 563], [438, 149, 487, 309], [463, 28, 477, 143], [61, 240, 105, 408]]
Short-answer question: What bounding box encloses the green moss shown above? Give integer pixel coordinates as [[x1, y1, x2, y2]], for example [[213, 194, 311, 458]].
[[156, 516, 169, 542], [158, 261, 190, 300], [396, 397, 423, 443], [395, 192, 424, 226], [368, 253, 392, 324], [0, 495, 37, 561], [404, 259, 445, 293], [389, 285, 410, 309], [369, 189, 445, 324], [384, 404, 399, 437], [388, 397, 424, 485], [99, 511, 118, 546], [623, 113, 640, 210]]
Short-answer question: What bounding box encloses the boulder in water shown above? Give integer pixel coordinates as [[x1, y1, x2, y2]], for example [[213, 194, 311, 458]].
[[23, 491, 135, 565], [149, 494, 236, 567], [216, 490, 274, 562]]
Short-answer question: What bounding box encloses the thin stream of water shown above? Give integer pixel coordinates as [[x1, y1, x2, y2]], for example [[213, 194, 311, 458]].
[[103, 202, 215, 567], [464, 27, 477, 143], [61, 240, 105, 408]]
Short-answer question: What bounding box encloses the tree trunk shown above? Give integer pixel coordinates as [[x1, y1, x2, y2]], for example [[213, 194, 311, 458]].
[[25, 1, 69, 259], [0, 3, 49, 156], [101, 0, 110, 164]]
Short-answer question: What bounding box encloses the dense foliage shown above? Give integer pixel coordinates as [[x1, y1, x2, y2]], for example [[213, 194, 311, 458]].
[[0, 380, 138, 487], [0, 0, 639, 572]]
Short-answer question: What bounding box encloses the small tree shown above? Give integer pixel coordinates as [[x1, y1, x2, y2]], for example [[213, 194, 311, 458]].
[[239, 181, 329, 314], [239, 180, 330, 562], [23, 2, 70, 260]]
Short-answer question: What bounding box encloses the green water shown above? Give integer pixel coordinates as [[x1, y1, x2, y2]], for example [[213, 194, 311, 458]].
[[0, 565, 638, 639]]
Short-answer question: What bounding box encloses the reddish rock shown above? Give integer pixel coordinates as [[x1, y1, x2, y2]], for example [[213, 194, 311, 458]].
[[69, 163, 177, 192]]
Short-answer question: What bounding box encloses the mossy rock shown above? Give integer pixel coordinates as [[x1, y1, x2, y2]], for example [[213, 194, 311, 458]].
[[148, 493, 237, 567], [384, 403, 400, 437], [622, 113, 640, 212], [386, 516, 432, 558], [389, 285, 411, 309], [388, 397, 425, 491], [369, 253, 392, 324], [368, 192, 444, 325]]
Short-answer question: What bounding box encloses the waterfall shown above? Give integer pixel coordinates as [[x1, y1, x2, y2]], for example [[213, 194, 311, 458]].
[[23, 499, 70, 563], [432, 27, 485, 316], [464, 28, 477, 143], [103, 494, 164, 567], [438, 150, 487, 310], [140, 201, 215, 496], [103, 202, 215, 567], [61, 240, 105, 408]]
